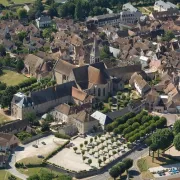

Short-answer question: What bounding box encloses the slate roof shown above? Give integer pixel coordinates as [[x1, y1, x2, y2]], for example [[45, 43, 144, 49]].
[[0, 119, 29, 133], [107, 107, 129, 120], [54, 59, 76, 76], [91, 111, 112, 126], [30, 81, 76, 105]]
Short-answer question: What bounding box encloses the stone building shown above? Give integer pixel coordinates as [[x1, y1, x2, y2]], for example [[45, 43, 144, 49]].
[[11, 81, 76, 120]]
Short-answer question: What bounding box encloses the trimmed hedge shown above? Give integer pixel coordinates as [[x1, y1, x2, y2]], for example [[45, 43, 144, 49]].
[[54, 132, 70, 139], [45, 140, 70, 160]]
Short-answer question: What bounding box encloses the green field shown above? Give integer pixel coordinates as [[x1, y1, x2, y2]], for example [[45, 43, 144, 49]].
[[0, 0, 35, 6], [0, 113, 11, 124], [18, 156, 43, 165], [18, 167, 71, 180], [0, 70, 27, 86], [0, 170, 22, 180]]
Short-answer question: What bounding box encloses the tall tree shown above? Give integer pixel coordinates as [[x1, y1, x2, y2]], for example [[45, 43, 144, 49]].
[[16, 59, 24, 72], [74, 0, 83, 20], [0, 44, 6, 56], [17, 8, 27, 19], [173, 120, 180, 135], [174, 133, 180, 151], [109, 165, 119, 180]]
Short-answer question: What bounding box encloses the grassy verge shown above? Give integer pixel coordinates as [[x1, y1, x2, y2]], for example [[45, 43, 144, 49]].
[[0, 170, 22, 180], [17, 156, 43, 166], [17, 167, 70, 180], [0, 70, 27, 86]]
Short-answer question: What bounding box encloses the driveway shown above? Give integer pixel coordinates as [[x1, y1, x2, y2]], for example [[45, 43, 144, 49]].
[[7, 135, 67, 180]]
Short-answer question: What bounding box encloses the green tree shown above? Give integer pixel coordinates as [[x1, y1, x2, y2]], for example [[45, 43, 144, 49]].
[[151, 129, 174, 157], [150, 143, 158, 162], [18, 32, 27, 42], [174, 133, 180, 151], [27, 174, 40, 180], [173, 120, 180, 135], [0, 86, 17, 108], [25, 112, 37, 125], [123, 158, 133, 173], [16, 59, 24, 72], [98, 159, 102, 167], [162, 30, 175, 42], [8, 175, 17, 180], [0, 44, 6, 56], [41, 121, 50, 132], [73, 147, 78, 153], [17, 8, 27, 19], [88, 159, 92, 166], [45, 113, 54, 122], [109, 165, 119, 180], [74, 0, 83, 20]]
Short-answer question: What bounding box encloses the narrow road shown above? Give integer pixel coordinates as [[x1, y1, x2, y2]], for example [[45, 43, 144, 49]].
[[7, 151, 28, 180], [86, 145, 149, 180]]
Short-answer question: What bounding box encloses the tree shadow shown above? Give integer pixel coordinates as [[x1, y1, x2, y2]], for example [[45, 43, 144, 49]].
[[129, 169, 140, 178]]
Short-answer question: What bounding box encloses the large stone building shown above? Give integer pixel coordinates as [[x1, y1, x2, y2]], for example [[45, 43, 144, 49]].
[[11, 81, 76, 120], [69, 62, 112, 100], [86, 11, 142, 28]]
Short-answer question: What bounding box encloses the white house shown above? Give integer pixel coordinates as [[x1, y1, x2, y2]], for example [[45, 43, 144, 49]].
[[91, 111, 112, 130], [36, 16, 51, 28], [154, 0, 177, 12]]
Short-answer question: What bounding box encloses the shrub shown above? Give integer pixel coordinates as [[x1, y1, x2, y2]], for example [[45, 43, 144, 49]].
[[54, 133, 70, 139]]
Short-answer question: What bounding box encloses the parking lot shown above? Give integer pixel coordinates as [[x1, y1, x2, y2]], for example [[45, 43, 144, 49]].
[[15, 135, 67, 162]]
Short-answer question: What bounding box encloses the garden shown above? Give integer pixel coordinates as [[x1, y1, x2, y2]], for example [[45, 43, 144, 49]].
[[105, 110, 167, 143], [101, 86, 141, 113]]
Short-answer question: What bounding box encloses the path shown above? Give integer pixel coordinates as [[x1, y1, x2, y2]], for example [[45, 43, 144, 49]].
[[8, 151, 28, 180]]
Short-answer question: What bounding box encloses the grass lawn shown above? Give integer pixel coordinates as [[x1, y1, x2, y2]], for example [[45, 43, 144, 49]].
[[0, 170, 22, 180], [0, 70, 27, 86], [18, 167, 70, 180], [0, 113, 11, 124], [0, 0, 35, 6], [17, 156, 43, 166]]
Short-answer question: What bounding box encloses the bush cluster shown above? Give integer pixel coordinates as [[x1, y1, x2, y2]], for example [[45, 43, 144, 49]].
[[54, 133, 70, 139]]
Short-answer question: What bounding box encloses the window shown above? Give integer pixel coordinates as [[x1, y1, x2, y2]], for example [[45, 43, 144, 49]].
[[103, 88, 105, 96], [98, 88, 101, 96]]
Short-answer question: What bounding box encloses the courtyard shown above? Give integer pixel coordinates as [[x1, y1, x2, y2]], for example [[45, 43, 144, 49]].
[[48, 133, 129, 172], [15, 135, 68, 163]]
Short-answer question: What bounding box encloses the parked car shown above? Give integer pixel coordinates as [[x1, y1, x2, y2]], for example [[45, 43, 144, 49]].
[[32, 144, 38, 148], [41, 142, 46, 145], [37, 155, 44, 158]]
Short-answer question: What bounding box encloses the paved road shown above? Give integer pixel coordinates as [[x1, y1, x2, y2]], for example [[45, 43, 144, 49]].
[[86, 145, 149, 180], [8, 151, 28, 180]]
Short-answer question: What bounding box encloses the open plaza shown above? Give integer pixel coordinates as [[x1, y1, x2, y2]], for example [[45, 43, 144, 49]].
[[48, 133, 129, 172]]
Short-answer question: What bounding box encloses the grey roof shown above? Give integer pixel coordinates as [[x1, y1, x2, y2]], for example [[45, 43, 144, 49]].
[[91, 111, 112, 126], [106, 107, 129, 120], [0, 119, 29, 133], [12, 81, 76, 106], [123, 3, 138, 12], [30, 81, 76, 105], [37, 16, 51, 22]]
